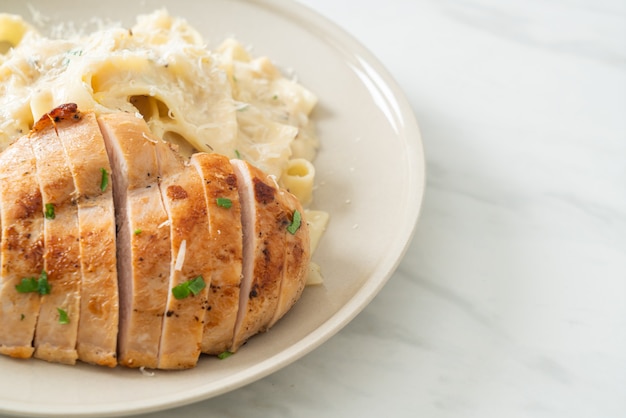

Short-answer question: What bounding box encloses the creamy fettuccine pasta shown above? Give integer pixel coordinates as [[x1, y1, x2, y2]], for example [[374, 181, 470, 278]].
[[0, 9, 328, 282]]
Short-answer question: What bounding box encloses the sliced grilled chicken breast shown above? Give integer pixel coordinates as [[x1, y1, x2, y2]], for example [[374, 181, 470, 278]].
[[190, 153, 243, 355], [155, 141, 213, 369], [0, 104, 312, 368], [29, 107, 82, 364], [98, 112, 171, 369], [55, 107, 118, 367], [0, 138, 44, 359], [230, 160, 289, 351]]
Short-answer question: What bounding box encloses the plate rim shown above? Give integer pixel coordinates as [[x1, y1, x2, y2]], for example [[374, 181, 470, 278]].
[[0, 0, 426, 416]]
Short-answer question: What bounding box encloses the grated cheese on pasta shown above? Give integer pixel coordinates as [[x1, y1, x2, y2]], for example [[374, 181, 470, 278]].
[[0, 9, 318, 182]]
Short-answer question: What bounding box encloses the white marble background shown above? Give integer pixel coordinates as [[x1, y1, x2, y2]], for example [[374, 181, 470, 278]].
[[3, 0, 623, 417], [134, 1, 625, 417]]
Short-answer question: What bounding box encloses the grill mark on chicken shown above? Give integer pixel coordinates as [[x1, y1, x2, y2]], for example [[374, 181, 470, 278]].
[[166, 185, 188, 200], [14, 191, 42, 219], [225, 173, 237, 188], [253, 179, 275, 204]]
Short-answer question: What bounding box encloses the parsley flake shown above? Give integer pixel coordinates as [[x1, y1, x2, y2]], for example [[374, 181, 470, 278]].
[[15, 277, 38, 293], [216, 197, 232, 209], [171, 285, 190, 300], [15, 271, 50, 295], [57, 308, 69, 324], [44, 203, 55, 220], [187, 276, 206, 295], [100, 168, 109, 192], [287, 210, 302, 235], [172, 276, 206, 300], [217, 351, 233, 360]]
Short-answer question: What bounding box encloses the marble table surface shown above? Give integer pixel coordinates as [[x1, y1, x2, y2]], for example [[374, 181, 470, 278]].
[[137, 1, 624, 417], [3, 0, 624, 417]]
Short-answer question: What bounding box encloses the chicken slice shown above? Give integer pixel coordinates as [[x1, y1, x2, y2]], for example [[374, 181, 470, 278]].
[[54, 107, 118, 367], [98, 112, 171, 369], [29, 106, 82, 364], [267, 190, 310, 327], [190, 153, 243, 355], [155, 142, 212, 369], [0, 137, 44, 359], [230, 160, 289, 351]]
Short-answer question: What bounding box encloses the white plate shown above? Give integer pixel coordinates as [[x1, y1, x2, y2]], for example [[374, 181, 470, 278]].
[[0, 0, 425, 416]]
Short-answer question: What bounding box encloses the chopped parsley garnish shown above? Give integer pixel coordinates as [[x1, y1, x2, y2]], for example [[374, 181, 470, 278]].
[[172, 276, 206, 300], [217, 351, 233, 360], [61, 49, 83, 66], [38, 271, 51, 295], [44, 203, 55, 220], [234, 149, 241, 159], [100, 168, 109, 192], [15, 278, 38, 293], [216, 197, 232, 209], [134, 228, 143, 235], [287, 209, 302, 234], [171, 283, 190, 300], [15, 271, 50, 295], [57, 308, 69, 324], [20, 314, 25, 321], [187, 276, 206, 295]]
